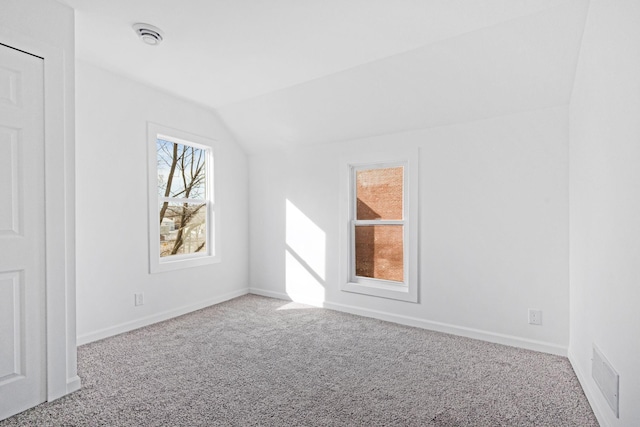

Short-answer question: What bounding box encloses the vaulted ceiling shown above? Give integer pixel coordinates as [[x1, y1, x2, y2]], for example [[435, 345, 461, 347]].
[[62, 0, 589, 154]]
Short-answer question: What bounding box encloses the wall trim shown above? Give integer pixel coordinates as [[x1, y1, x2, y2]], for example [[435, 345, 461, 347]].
[[66, 376, 81, 395], [568, 349, 611, 427], [77, 288, 249, 345], [249, 288, 568, 356]]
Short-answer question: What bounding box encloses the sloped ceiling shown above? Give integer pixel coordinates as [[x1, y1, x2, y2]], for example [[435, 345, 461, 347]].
[[62, 0, 589, 154]]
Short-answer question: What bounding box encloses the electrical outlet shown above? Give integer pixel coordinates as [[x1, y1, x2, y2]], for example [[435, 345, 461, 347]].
[[528, 309, 542, 325], [134, 293, 144, 306]]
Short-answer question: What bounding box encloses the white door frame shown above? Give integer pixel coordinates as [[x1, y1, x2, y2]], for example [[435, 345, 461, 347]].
[[0, 28, 80, 401]]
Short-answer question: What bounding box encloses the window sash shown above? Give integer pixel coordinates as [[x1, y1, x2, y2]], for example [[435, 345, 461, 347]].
[[349, 162, 408, 286], [159, 200, 210, 257], [156, 141, 212, 260], [350, 223, 407, 285], [352, 163, 405, 221], [352, 219, 403, 226], [160, 196, 212, 205], [156, 136, 211, 201]]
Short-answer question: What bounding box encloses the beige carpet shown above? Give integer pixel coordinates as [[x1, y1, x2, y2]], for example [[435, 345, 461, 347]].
[[1, 294, 598, 426]]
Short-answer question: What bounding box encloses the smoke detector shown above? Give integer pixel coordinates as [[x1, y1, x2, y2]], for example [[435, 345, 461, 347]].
[[133, 23, 164, 46]]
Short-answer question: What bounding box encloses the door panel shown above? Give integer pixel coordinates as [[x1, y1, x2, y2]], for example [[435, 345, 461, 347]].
[[0, 44, 46, 420], [0, 271, 22, 380]]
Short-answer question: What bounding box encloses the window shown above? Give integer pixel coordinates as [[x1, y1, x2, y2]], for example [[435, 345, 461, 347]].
[[353, 165, 405, 281], [148, 123, 219, 273], [341, 152, 418, 302]]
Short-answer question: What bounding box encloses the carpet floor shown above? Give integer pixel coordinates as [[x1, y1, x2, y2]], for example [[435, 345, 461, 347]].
[[1, 294, 598, 426]]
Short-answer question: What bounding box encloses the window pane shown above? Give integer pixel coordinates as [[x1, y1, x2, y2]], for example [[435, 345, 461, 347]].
[[356, 167, 403, 220], [355, 225, 403, 282], [159, 202, 207, 257], [157, 139, 207, 199]]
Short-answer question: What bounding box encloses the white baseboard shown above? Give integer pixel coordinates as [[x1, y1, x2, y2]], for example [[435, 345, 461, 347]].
[[77, 288, 249, 345], [248, 288, 315, 305], [248, 288, 568, 356], [568, 349, 611, 427], [66, 375, 81, 394]]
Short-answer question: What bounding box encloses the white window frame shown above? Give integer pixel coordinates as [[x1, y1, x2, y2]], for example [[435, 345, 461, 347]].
[[147, 123, 220, 273], [340, 150, 419, 302]]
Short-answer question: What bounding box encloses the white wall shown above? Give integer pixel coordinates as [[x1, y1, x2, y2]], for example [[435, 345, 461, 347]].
[[250, 105, 570, 355], [76, 61, 249, 343], [569, 1, 640, 425], [0, 0, 78, 400]]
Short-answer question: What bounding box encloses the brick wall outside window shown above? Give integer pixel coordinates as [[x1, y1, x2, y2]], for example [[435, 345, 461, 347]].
[[355, 167, 404, 282]]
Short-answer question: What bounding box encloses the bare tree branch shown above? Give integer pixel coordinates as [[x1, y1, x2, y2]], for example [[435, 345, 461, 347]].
[[159, 142, 179, 223]]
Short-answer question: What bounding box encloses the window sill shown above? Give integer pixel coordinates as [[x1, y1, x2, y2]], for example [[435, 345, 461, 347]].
[[342, 280, 418, 303], [150, 254, 220, 274]]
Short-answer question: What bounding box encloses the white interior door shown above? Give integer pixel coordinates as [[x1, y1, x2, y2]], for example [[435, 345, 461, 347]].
[[0, 44, 46, 420]]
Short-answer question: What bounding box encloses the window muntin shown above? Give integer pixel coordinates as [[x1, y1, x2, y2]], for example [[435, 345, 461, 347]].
[[148, 123, 218, 273]]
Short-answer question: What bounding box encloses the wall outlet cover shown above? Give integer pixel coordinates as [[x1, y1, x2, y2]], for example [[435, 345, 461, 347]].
[[528, 309, 542, 325]]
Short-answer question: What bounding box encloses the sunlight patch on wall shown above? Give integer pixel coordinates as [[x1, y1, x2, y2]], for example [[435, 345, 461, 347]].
[[285, 250, 325, 304], [286, 200, 326, 280], [285, 199, 326, 304]]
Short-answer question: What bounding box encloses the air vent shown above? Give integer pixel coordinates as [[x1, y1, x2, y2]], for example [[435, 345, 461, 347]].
[[133, 23, 164, 46], [592, 344, 619, 418]]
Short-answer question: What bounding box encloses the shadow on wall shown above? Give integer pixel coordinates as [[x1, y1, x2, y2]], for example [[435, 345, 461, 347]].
[[285, 199, 326, 303]]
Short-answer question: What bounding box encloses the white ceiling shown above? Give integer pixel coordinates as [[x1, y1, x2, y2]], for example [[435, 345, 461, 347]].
[[62, 0, 589, 153]]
